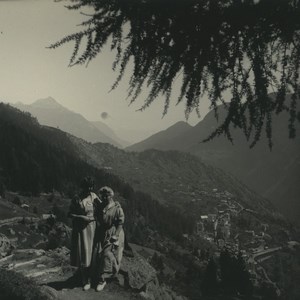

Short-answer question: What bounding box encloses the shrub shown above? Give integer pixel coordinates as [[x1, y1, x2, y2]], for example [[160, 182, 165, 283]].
[[0, 268, 49, 300]]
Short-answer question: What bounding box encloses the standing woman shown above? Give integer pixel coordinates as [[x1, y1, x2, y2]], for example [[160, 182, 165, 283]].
[[68, 177, 100, 291], [95, 186, 125, 292]]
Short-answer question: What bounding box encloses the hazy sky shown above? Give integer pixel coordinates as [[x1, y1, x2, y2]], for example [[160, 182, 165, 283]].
[[0, 0, 210, 143]]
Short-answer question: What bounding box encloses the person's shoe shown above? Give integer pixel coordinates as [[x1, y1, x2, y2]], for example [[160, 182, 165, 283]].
[[96, 281, 106, 292], [83, 282, 91, 291]]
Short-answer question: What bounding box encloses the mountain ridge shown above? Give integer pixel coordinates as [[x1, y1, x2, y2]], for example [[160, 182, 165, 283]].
[[31, 96, 64, 109], [71, 137, 278, 220], [13, 97, 126, 148], [126, 98, 300, 224], [91, 120, 130, 147], [126, 121, 192, 152], [1, 103, 298, 300]]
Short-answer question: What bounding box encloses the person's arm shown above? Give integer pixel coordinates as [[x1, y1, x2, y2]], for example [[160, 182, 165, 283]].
[[70, 214, 94, 221], [115, 206, 125, 238], [68, 196, 94, 222], [93, 195, 102, 221]]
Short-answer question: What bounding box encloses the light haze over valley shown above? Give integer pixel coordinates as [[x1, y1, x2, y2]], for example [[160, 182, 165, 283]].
[[0, 1, 299, 300], [0, 0, 206, 143]]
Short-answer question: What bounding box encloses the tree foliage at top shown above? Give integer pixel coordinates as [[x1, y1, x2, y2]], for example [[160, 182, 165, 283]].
[[51, 0, 300, 147]]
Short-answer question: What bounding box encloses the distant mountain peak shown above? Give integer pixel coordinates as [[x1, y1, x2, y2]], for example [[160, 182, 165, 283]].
[[32, 97, 63, 109], [12, 97, 124, 148], [126, 120, 193, 152], [168, 121, 192, 130]]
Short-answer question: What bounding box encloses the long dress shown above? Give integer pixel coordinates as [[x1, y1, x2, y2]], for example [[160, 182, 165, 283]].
[[95, 201, 125, 279], [69, 192, 100, 268]]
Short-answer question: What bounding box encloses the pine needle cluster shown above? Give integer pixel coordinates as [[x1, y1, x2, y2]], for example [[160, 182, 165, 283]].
[[51, 0, 300, 147]]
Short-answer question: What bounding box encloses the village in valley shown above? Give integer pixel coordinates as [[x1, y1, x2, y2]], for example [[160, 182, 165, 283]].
[[177, 188, 299, 296]]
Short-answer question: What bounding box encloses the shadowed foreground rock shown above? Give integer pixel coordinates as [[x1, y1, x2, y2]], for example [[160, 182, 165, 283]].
[[120, 250, 157, 290], [0, 246, 186, 300]]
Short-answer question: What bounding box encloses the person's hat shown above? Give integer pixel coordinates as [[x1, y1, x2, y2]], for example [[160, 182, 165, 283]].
[[98, 186, 114, 197]]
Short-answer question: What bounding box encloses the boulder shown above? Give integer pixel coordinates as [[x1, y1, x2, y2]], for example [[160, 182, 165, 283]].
[[119, 249, 187, 299], [40, 285, 59, 300], [138, 291, 155, 300], [120, 250, 157, 290]]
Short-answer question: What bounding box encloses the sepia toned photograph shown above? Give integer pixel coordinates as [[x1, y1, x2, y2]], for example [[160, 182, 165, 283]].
[[0, 1, 299, 299]]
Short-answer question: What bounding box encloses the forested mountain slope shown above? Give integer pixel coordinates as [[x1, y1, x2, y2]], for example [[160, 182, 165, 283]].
[[71, 137, 279, 223], [127, 96, 300, 224]]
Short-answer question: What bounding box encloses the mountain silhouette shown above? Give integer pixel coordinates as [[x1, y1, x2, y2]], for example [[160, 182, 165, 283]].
[[14, 97, 125, 148], [91, 121, 129, 147], [127, 98, 300, 224]]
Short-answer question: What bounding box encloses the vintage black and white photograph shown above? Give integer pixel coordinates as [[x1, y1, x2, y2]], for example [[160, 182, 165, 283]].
[[0, 0, 299, 299]]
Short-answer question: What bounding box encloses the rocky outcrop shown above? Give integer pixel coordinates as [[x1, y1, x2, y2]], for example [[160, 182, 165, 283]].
[[40, 285, 59, 300], [0, 247, 72, 284], [120, 250, 157, 290], [0, 245, 186, 300], [120, 248, 187, 300]]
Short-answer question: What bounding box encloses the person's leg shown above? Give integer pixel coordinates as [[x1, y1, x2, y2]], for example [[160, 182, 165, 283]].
[[96, 274, 106, 292], [82, 267, 91, 291], [96, 249, 112, 292]]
